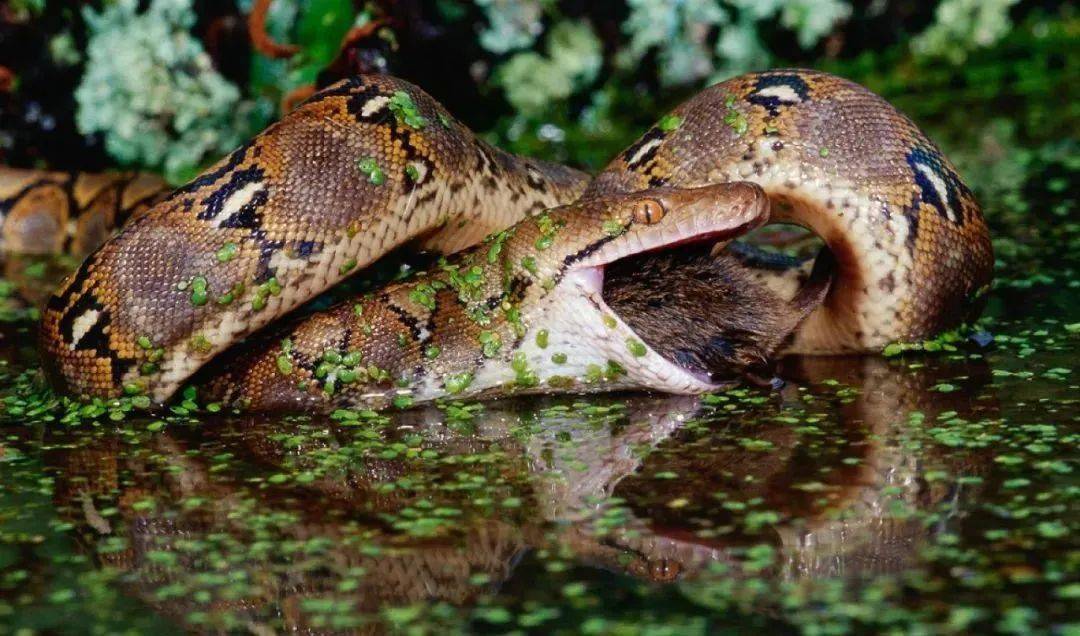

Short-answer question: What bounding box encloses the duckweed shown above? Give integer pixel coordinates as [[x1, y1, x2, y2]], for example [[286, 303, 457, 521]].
[[215, 242, 237, 263], [188, 334, 212, 353], [339, 258, 358, 275], [251, 277, 282, 311], [357, 157, 386, 185], [388, 90, 427, 129], [533, 213, 564, 250], [478, 330, 502, 357], [189, 275, 209, 306], [511, 352, 539, 387], [602, 218, 626, 236], [443, 371, 474, 394], [658, 113, 682, 132]]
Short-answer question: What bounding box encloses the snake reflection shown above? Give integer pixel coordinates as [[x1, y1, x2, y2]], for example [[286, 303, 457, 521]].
[[41, 354, 996, 629]]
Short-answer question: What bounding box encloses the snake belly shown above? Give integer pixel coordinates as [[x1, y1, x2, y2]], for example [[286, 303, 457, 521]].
[[34, 69, 993, 406]]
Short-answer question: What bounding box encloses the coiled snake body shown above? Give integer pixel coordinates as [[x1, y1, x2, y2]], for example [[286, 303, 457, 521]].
[[26, 69, 991, 409]]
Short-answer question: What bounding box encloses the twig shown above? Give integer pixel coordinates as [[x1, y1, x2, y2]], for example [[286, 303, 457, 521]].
[[281, 85, 316, 114], [0, 65, 14, 92], [339, 18, 391, 53]]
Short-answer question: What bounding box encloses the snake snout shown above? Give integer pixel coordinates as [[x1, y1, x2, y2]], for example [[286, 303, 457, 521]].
[[653, 181, 769, 240], [577, 183, 770, 272]]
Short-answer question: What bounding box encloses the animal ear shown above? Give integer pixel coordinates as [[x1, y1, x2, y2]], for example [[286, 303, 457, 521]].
[[786, 247, 835, 328]]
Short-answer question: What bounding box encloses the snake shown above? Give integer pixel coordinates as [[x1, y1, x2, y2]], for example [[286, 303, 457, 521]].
[[0, 167, 168, 254], [23, 69, 991, 409]]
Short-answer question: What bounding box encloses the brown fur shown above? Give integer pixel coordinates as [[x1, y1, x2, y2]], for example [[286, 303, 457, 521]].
[[603, 245, 831, 382]]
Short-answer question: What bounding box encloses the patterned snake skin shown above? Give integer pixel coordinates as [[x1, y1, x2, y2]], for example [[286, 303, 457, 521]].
[[0, 167, 168, 254], [204, 184, 767, 409], [26, 69, 991, 407]]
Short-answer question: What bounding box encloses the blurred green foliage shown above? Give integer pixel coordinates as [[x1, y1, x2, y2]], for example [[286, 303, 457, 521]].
[[74, 0, 256, 184], [496, 21, 602, 116], [35, 0, 1074, 181], [483, 2, 1076, 172], [912, 0, 1023, 64]]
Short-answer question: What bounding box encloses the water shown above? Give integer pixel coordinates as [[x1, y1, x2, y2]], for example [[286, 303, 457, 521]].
[[0, 100, 1076, 634]]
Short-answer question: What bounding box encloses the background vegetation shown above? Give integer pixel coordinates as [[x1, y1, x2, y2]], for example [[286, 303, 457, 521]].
[[0, 0, 1074, 180], [0, 1, 1076, 297], [0, 0, 1073, 327]]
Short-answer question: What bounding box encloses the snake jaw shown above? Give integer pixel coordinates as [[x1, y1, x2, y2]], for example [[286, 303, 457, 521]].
[[574, 183, 769, 272], [512, 188, 770, 396], [554, 266, 724, 393]]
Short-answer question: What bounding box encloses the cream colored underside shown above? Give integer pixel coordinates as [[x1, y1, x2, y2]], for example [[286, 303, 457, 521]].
[[709, 138, 915, 352]]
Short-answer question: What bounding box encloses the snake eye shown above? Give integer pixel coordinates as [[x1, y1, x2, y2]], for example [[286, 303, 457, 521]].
[[632, 199, 666, 225]]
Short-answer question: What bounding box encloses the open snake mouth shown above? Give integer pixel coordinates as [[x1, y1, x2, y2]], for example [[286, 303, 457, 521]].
[[539, 200, 831, 395], [548, 216, 769, 394]]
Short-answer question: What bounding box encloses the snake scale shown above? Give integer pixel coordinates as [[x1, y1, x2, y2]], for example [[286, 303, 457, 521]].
[[18, 69, 991, 409]]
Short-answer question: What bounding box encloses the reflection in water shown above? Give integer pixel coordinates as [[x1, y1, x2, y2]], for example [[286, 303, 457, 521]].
[[773, 356, 990, 581], [34, 353, 995, 630]]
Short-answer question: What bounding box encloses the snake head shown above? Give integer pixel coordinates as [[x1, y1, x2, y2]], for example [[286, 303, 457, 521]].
[[557, 182, 769, 268], [495, 182, 772, 396], [513, 182, 770, 290]]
